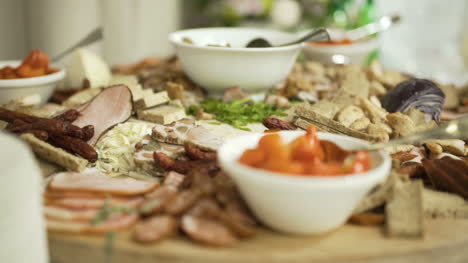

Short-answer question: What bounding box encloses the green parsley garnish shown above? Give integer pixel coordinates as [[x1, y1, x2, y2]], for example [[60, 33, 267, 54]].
[[187, 98, 286, 131], [91, 195, 135, 225], [104, 232, 115, 263]]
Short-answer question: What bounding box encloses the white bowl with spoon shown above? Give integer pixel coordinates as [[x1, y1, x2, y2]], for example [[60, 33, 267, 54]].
[[169, 27, 308, 94]]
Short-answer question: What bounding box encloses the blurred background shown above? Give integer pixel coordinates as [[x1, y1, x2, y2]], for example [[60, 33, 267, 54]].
[[1, 0, 468, 84]]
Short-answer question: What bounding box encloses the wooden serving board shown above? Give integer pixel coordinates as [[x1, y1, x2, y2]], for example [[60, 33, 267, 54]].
[[49, 218, 468, 263]]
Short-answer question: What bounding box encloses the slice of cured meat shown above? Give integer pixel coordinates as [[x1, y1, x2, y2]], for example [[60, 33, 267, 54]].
[[139, 186, 178, 215], [44, 206, 99, 221], [152, 119, 222, 151], [181, 215, 237, 247], [45, 196, 144, 209], [47, 214, 138, 234], [48, 169, 159, 196], [163, 171, 185, 191], [133, 215, 178, 243], [73, 85, 133, 145]]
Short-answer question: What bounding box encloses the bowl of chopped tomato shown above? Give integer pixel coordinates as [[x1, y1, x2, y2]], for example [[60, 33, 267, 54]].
[[0, 50, 65, 105], [218, 126, 391, 235]]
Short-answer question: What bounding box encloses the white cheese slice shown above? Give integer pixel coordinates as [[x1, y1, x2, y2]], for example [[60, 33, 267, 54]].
[[66, 48, 111, 89]]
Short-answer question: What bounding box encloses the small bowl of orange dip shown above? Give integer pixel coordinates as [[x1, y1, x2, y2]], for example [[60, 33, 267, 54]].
[[303, 29, 378, 65], [0, 50, 65, 105], [218, 126, 391, 235]]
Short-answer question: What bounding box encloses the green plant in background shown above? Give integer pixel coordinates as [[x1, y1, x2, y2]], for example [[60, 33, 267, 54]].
[[192, 0, 376, 30]]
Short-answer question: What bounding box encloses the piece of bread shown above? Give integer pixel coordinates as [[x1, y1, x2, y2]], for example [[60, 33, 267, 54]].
[[108, 74, 139, 86], [20, 133, 88, 172], [385, 179, 424, 238], [308, 100, 342, 119], [38, 160, 63, 177], [354, 172, 398, 214], [137, 100, 186, 125], [134, 91, 169, 110], [336, 105, 365, 127], [423, 188, 468, 218]]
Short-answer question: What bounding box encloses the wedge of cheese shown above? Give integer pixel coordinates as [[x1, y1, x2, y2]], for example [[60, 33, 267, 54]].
[[66, 48, 111, 89]]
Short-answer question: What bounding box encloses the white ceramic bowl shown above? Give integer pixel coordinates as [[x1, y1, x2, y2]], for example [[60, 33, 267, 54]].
[[218, 131, 391, 235], [0, 61, 65, 105], [303, 29, 378, 65], [169, 27, 305, 94]]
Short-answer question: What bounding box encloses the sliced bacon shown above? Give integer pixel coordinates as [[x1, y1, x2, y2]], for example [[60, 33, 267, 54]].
[[48, 169, 159, 196], [133, 215, 178, 243], [47, 214, 138, 234], [73, 85, 133, 145], [45, 196, 144, 209]]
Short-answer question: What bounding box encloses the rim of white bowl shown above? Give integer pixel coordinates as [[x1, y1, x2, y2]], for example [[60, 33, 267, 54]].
[[218, 131, 391, 187], [0, 61, 65, 88], [169, 27, 306, 52]]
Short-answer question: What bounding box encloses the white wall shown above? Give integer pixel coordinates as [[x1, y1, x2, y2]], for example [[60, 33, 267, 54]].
[[0, 0, 181, 65], [0, 0, 27, 59]]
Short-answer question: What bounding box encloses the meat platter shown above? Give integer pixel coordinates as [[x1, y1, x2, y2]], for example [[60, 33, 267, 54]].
[[1, 50, 467, 262]]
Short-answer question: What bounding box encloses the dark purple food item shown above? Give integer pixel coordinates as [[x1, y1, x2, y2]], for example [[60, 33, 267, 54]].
[[381, 78, 445, 121]]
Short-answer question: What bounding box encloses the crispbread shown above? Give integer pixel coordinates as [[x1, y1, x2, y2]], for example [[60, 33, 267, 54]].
[[308, 100, 342, 119], [330, 90, 360, 109], [423, 188, 468, 218], [295, 104, 380, 142], [354, 172, 398, 214], [20, 133, 88, 172], [385, 179, 424, 238]]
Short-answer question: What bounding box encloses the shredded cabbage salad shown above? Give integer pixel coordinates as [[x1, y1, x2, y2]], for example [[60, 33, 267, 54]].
[[95, 122, 154, 177]]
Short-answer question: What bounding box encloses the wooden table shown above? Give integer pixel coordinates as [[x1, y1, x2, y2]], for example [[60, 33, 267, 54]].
[[49, 218, 468, 263]]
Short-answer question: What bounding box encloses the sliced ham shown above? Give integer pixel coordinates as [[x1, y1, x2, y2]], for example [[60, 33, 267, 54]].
[[45, 196, 144, 209], [181, 215, 237, 247], [47, 214, 138, 234], [133, 215, 178, 243], [44, 206, 99, 221], [73, 85, 133, 145], [48, 169, 159, 196], [44, 191, 108, 199]]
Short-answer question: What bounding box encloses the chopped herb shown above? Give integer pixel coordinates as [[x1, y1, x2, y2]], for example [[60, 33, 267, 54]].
[[104, 232, 115, 263], [91, 195, 135, 225], [164, 96, 183, 109], [207, 122, 222, 125], [187, 98, 284, 130]]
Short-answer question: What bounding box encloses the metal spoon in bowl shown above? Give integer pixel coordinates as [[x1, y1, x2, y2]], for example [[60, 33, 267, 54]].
[[362, 117, 468, 152], [245, 28, 330, 48]]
